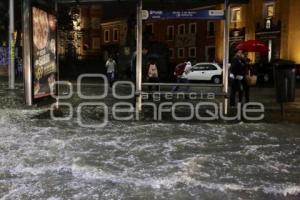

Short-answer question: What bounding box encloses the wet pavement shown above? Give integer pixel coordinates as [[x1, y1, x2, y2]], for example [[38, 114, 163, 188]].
[[0, 79, 300, 199]]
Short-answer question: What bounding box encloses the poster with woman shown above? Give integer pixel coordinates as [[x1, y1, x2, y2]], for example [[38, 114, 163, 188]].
[[32, 6, 57, 99]]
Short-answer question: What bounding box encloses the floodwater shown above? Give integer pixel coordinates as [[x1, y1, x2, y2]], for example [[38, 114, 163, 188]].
[[0, 83, 300, 199], [0, 108, 300, 200]]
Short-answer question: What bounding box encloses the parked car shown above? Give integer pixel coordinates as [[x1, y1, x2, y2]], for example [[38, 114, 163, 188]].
[[185, 63, 223, 84]]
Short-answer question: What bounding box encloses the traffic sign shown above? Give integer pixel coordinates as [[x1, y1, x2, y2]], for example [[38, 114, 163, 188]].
[[143, 10, 225, 20]]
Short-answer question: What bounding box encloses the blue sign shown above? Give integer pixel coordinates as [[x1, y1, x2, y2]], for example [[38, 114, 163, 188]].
[[143, 10, 225, 20]]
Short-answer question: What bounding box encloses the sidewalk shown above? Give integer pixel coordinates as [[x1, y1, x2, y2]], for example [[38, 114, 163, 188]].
[[248, 86, 300, 123], [0, 76, 300, 123]]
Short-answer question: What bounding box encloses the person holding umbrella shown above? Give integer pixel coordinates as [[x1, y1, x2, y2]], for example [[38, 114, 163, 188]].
[[235, 40, 269, 54], [230, 50, 246, 107], [242, 54, 255, 103], [236, 40, 267, 89]]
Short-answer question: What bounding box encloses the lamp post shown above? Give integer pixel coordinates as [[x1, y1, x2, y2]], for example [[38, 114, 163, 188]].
[[23, 0, 32, 105], [8, 0, 15, 89], [223, 0, 230, 115], [136, 0, 142, 111]]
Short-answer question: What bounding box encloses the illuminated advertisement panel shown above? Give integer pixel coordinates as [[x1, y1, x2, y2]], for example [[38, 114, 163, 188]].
[[32, 6, 57, 99]]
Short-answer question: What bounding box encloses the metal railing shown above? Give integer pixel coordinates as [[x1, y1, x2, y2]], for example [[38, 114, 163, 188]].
[[139, 82, 227, 97], [142, 83, 223, 87]]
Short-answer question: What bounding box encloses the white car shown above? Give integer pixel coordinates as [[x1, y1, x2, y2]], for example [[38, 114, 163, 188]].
[[185, 63, 223, 84]]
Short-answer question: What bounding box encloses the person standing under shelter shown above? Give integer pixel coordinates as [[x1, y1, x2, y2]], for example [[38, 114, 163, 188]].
[[243, 56, 251, 103], [172, 62, 186, 92], [130, 47, 149, 82], [147, 60, 159, 91], [16, 57, 23, 78], [181, 61, 192, 92], [105, 57, 117, 87], [230, 50, 247, 107]]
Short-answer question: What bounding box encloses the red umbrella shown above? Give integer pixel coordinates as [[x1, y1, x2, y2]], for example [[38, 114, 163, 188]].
[[236, 40, 269, 54]]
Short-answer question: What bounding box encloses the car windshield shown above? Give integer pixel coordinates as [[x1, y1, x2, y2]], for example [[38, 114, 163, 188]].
[[192, 65, 206, 71], [207, 65, 217, 70]]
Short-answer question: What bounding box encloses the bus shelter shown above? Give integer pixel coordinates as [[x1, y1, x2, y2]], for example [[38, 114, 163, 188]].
[[20, 0, 236, 113]]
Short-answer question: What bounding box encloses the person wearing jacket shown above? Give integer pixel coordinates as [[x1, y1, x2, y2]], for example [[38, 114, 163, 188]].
[[181, 61, 192, 92], [230, 50, 247, 107], [172, 62, 186, 92], [105, 57, 117, 87], [242, 56, 254, 103]]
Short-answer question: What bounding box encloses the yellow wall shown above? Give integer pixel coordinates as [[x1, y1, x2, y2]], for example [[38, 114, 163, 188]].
[[286, 0, 300, 63], [215, 4, 224, 63], [244, 0, 262, 62], [279, 0, 290, 60], [215, 0, 300, 64]]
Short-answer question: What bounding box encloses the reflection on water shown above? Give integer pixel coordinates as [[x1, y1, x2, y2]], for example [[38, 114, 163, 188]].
[[0, 109, 300, 200]]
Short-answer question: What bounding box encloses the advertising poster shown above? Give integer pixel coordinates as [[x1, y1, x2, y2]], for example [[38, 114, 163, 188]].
[[32, 6, 57, 99]]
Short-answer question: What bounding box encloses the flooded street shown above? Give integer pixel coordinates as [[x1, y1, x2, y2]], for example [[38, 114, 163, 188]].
[[0, 105, 300, 199], [2, 0, 300, 198]]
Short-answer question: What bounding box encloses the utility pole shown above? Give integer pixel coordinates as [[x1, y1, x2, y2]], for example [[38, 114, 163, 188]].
[[23, 0, 32, 105], [8, 0, 15, 89], [136, 0, 142, 111], [223, 0, 230, 115]]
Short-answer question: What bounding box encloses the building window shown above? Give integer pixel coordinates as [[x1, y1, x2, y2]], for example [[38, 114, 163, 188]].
[[265, 18, 272, 29], [146, 23, 154, 34], [231, 7, 241, 22], [104, 29, 110, 43], [167, 26, 174, 40], [264, 2, 275, 18], [268, 39, 272, 62], [189, 47, 196, 58], [169, 48, 175, 59], [189, 23, 197, 34], [113, 28, 119, 42], [178, 24, 185, 35], [207, 21, 215, 37], [178, 48, 185, 58]]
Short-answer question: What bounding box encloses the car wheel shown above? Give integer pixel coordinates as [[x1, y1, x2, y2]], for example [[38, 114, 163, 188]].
[[212, 76, 221, 84]]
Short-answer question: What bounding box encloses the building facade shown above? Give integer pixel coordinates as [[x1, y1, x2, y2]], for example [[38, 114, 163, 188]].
[[58, 5, 103, 59], [100, 19, 128, 59], [58, 1, 300, 67], [216, 0, 300, 65], [96, 12, 218, 65], [144, 18, 216, 64]]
